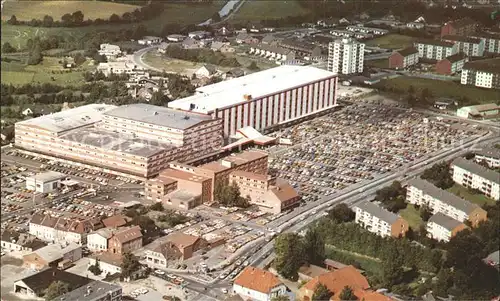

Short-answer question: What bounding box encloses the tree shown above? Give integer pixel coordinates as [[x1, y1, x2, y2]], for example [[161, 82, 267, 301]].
[[421, 162, 454, 189], [61, 13, 72, 24], [303, 227, 325, 266], [381, 247, 405, 287], [419, 205, 432, 222], [150, 202, 164, 211], [44, 281, 70, 300], [420, 88, 432, 103], [339, 286, 357, 300], [109, 13, 121, 23], [42, 15, 54, 27], [7, 15, 18, 25], [274, 233, 305, 280], [327, 203, 355, 223], [271, 296, 290, 301], [2, 42, 16, 54], [71, 11, 84, 24], [312, 283, 333, 301], [88, 259, 102, 275], [27, 44, 43, 65], [121, 252, 141, 278], [73, 53, 86, 66], [211, 12, 221, 23]]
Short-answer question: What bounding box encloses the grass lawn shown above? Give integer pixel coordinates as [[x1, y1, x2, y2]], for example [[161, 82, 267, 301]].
[[1, 2, 224, 49], [365, 34, 417, 50], [375, 76, 500, 103], [399, 204, 424, 231], [1, 1, 140, 22], [365, 58, 389, 69], [1, 57, 94, 86], [229, 0, 310, 22], [325, 245, 382, 277], [447, 184, 496, 207], [143, 51, 205, 75]]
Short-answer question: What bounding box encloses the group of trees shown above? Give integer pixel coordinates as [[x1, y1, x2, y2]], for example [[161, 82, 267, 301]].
[[214, 179, 251, 208], [163, 44, 240, 68], [421, 161, 454, 189], [88, 258, 103, 276], [6, 3, 165, 28], [120, 252, 141, 279], [44, 281, 71, 300], [374, 180, 407, 212], [157, 209, 190, 228]]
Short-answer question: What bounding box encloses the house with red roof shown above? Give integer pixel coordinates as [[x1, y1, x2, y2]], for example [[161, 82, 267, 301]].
[[233, 266, 293, 301]]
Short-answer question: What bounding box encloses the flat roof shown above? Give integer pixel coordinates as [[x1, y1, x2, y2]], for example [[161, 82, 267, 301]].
[[452, 157, 500, 185], [62, 127, 174, 158], [354, 201, 399, 224], [16, 104, 116, 134], [476, 147, 500, 160], [408, 178, 480, 213], [168, 65, 336, 113], [29, 171, 66, 182], [104, 103, 214, 130], [58, 280, 121, 301]]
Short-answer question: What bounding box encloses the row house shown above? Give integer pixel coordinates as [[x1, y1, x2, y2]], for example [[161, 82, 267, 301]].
[[451, 157, 500, 200], [354, 201, 409, 238], [441, 35, 485, 57], [29, 213, 103, 245], [87, 226, 143, 255], [330, 30, 374, 40], [346, 25, 389, 35], [426, 212, 467, 242], [389, 47, 420, 69], [435, 53, 468, 75], [278, 39, 324, 61], [414, 39, 459, 60], [249, 44, 296, 62], [406, 178, 488, 226]]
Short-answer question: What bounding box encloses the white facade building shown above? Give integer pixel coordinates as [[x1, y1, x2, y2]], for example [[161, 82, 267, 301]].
[[98, 44, 122, 58], [354, 201, 408, 238], [97, 61, 142, 76], [426, 212, 466, 242], [442, 35, 485, 57], [451, 157, 500, 201], [406, 178, 488, 224], [25, 171, 66, 193], [475, 147, 500, 168], [168, 65, 338, 137], [233, 266, 293, 301], [414, 40, 459, 60], [87, 228, 112, 252], [460, 59, 500, 89], [328, 38, 365, 75]]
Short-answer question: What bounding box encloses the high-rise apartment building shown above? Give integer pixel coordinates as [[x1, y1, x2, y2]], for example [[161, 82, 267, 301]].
[[327, 38, 365, 75]]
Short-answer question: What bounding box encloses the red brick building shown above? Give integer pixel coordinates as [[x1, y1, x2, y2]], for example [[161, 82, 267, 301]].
[[108, 226, 143, 255], [388, 47, 419, 69], [441, 18, 478, 38], [436, 53, 469, 75]]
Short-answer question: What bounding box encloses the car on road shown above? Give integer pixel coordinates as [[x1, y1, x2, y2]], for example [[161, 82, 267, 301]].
[[154, 269, 165, 275], [222, 288, 228, 294], [219, 272, 228, 279]]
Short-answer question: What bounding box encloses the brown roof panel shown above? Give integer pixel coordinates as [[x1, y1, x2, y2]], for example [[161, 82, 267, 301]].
[[167, 232, 201, 249], [233, 266, 283, 294], [102, 215, 128, 228], [112, 225, 142, 244]]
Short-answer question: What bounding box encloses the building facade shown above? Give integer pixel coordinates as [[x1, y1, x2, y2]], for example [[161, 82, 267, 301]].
[[441, 18, 478, 38], [456, 103, 500, 119], [441, 35, 485, 57], [472, 32, 500, 54], [426, 212, 467, 242], [233, 267, 292, 301], [460, 59, 500, 89], [108, 226, 143, 255], [388, 47, 419, 69], [435, 53, 468, 75], [474, 147, 500, 168], [144, 241, 183, 268], [328, 38, 365, 75], [451, 157, 500, 201], [25, 171, 66, 193], [169, 66, 338, 138], [406, 178, 488, 225], [414, 40, 459, 60], [354, 201, 409, 238]]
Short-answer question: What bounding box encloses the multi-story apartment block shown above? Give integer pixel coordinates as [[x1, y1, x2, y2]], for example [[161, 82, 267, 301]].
[[406, 178, 488, 226], [472, 32, 500, 54], [328, 38, 365, 75], [354, 201, 409, 238], [228, 170, 300, 213], [460, 58, 500, 89], [441, 35, 485, 57], [451, 157, 500, 200], [426, 212, 467, 242], [389, 47, 420, 69], [474, 147, 500, 168], [29, 213, 103, 245], [15, 104, 224, 178], [436, 53, 468, 75], [414, 39, 459, 60], [441, 18, 478, 38]]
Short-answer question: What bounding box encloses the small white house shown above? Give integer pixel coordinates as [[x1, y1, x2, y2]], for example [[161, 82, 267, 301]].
[[98, 44, 122, 58], [167, 34, 186, 42], [88, 253, 122, 277], [233, 266, 294, 301], [87, 228, 112, 252], [138, 36, 162, 45], [22, 108, 33, 116], [25, 171, 66, 193], [195, 65, 218, 78]]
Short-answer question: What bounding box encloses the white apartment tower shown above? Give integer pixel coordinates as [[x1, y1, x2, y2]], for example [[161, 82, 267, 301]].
[[328, 38, 365, 75]]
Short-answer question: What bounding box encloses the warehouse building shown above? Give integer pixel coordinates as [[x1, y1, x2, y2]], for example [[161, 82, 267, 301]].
[[15, 104, 224, 178], [456, 103, 499, 119], [25, 171, 66, 193], [168, 65, 338, 137]]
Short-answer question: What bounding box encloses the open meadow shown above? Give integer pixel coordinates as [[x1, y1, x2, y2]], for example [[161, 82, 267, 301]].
[[1, 1, 140, 21], [365, 34, 417, 50], [228, 0, 310, 22]]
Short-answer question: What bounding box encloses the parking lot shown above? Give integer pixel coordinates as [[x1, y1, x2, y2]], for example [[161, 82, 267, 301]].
[[268, 103, 482, 203]]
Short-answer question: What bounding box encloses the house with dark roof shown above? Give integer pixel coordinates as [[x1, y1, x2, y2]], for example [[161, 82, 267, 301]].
[[1, 230, 46, 253], [474, 147, 500, 168], [57, 280, 122, 301], [451, 157, 500, 201], [414, 39, 459, 60], [436, 53, 468, 75], [354, 201, 409, 238], [144, 240, 183, 268], [441, 35, 485, 57], [102, 215, 128, 228], [211, 41, 235, 53], [278, 38, 324, 61], [13, 268, 91, 299], [224, 68, 246, 80], [426, 212, 467, 242], [233, 266, 292, 301], [22, 242, 82, 270], [108, 225, 143, 255], [389, 47, 420, 69], [166, 232, 208, 260], [407, 178, 488, 226]]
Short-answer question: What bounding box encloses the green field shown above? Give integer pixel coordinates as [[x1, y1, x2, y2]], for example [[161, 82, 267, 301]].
[[143, 51, 206, 75], [229, 0, 310, 22], [1, 1, 140, 22], [366, 34, 417, 50], [326, 245, 382, 278], [447, 184, 496, 207], [399, 205, 424, 231], [1, 57, 94, 86], [1, 2, 225, 49], [375, 76, 500, 103], [365, 59, 389, 69]]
